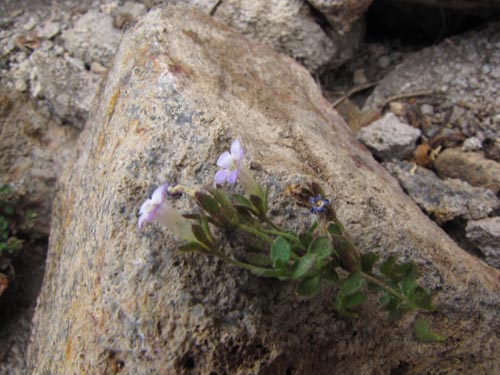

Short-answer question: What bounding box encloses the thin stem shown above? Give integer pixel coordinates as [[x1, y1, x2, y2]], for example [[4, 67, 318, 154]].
[[238, 224, 274, 243], [213, 250, 264, 272], [360, 271, 406, 302]]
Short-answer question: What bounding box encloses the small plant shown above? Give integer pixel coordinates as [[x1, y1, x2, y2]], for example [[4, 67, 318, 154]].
[[0, 184, 36, 296], [138, 140, 442, 341]]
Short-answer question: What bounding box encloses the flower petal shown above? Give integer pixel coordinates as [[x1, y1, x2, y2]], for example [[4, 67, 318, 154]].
[[230, 139, 243, 160], [226, 169, 238, 185], [216, 151, 233, 168], [214, 169, 229, 185]]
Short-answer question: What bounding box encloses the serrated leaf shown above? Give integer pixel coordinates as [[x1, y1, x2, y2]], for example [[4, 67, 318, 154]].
[[360, 252, 379, 274], [414, 317, 445, 342], [292, 253, 317, 279], [271, 236, 291, 269], [342, 291, 365, 309], [340, 272, 365, 296], [307, 236, 333, 260], [297, 275, 321, 297]]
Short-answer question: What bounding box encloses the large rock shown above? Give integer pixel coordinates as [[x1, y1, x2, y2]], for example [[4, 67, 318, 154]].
[[172, 0, 337, 71], [28, 6, 500, 375], [466, 217, 500, 268]]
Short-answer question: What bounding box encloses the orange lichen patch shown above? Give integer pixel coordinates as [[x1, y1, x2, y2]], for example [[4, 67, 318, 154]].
[[106, 87, 121, 120], [65, 335, 72, 361]]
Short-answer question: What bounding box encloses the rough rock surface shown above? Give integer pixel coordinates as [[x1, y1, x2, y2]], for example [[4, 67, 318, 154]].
[[307, 0, 373, 31], [365, 20, 500, 143], [434, 148, 500, 194], [172, 0, 337, 71], [27, 6, 500, 375], [61, 9, 123, 67], [466, 217, 500, 268], [0, 88, 79, 235], [385, 161, 500, 225], [356, 112, 421, 160]]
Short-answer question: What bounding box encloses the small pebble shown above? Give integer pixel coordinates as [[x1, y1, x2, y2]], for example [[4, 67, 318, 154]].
[[420, 104, 434, 115], [353, 68, 367, 85], [462, 137, 482, 152], [377, 56, 391, 69]]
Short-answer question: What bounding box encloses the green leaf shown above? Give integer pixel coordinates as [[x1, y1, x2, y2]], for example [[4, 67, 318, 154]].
[[292, 253, 317, 279], [327, 222, 343, 235], [178, 241, 209, 253], [340, 272, 365, 296], [380, 256, 397, 278], [322, 268, 339, 283], [307, 236, 333, 261], [297, 275, 321, 297], [191, 224, 213, 248], [245, 253, 273, 267], [250, 194, 266, 216], [335, 294, 358, 318], [299, 232, 312, 248], [195, 192, 220, 216], [251, 267, 287, 278], [414, 317, 445, 342], [342, 291, 365, 309], [271, 236, 291, 269], [413, 288, 436, 311], [210, 188, 232, 207], [401, 271, 417, 300], [360, 252, 379, 274]]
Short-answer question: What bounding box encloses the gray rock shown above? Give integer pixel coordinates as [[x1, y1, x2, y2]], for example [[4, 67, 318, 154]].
[[434, 148, 500, 194], [462, 136, 482, 152], [36, 21, 61, 40], [27, 5, 500, 375], [466, 218, 500, 268], [0, 89, 78, 236], [385, 161, 500, 225], [30, 50, 101, 127], [61, 9, 123, 67], [357, 112, 421, 160], [365, 20, 500, 139], [307, 0, 373, 31], [172, 0, 337, 72]]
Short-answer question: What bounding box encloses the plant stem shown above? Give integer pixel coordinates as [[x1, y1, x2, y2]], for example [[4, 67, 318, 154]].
[[213, 250, 264, 272], [360, 271, 407, 302]]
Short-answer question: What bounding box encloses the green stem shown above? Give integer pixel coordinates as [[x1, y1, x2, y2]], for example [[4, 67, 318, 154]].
[[238, 224, 300, 260], [213, 250, 264, 272], [360, 271, 407, 302]]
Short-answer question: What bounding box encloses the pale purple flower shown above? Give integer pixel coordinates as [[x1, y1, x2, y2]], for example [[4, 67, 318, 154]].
[[138, 183, 169, 231], [214, 140, 244, 185]]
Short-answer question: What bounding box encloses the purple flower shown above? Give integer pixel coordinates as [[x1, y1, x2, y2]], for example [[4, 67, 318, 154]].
[[214, 140, 244, 185], [138, 183, 169, 231], [309, 194, 329, 214]]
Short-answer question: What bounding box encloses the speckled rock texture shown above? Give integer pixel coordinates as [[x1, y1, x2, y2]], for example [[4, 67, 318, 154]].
[[385, 160, 500, 225], [365, 20, 500, 140], [0, 88, 78, 236], [171, 0, 337, 71], [27, 6, 500, 375], [466, 217, 500, 268]]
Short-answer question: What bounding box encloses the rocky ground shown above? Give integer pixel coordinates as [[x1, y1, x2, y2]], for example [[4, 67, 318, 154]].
[[0, 0, 499, 373]]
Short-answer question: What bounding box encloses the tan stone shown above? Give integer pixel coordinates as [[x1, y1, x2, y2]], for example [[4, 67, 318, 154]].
[[27, 6, 500, 375]]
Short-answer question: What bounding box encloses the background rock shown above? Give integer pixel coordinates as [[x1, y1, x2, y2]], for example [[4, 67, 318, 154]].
[[385, 160, 500, 225], [466, 217, 500, 268], [27, 6, 500, 375], [365, 20, 500, 145], [434, 148, 500, 194], [0, 88, 79, 236], [171, 0, 338, 71], [356, 112, 421, 160]]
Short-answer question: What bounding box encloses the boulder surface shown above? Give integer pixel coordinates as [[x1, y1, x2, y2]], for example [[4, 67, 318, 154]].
[[28, 5, 500, 375]]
